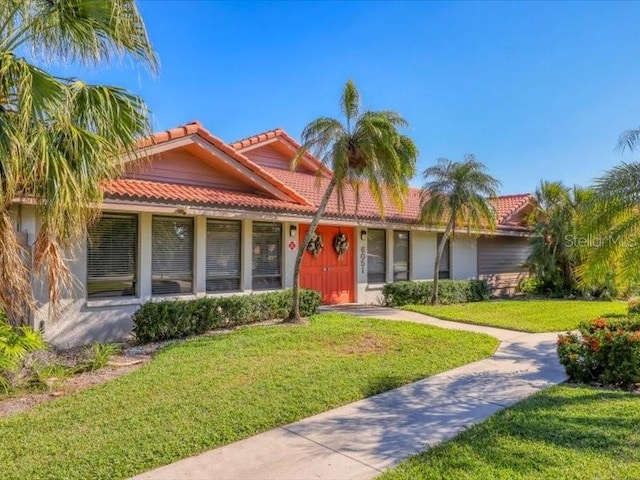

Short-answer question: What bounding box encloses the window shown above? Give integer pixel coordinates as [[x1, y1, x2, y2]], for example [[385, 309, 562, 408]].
[[437, 233, 451, 279], [87, 213, 138, 298], [393, 230, 410, 281], [367, 229, 386, 283], [206, 220, 241, 292], [152, 216, 194, 295], [252, 222, 281, 290]]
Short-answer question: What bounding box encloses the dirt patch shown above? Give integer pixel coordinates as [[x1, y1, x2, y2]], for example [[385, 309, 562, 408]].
[[339, 334, 390, 355], [0, 353, 151, 419]]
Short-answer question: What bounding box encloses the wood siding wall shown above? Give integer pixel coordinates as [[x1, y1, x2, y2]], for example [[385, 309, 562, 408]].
[[130, 149, 249, 190], [477, 236, 530, 294]]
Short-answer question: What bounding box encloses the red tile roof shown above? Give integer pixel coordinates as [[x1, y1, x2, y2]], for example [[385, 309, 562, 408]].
[[491, 194, 534, 224], [231, 128, 332, 176], [106, 123, 533, 232], [104, 179, 312, 213]]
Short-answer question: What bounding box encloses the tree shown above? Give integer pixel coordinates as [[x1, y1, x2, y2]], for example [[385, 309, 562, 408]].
[[289, 80, 418, 323], [526, 181, 592, 296], [576, 162, 640, 294], [0, 0, 157, 325], [419, 156, 500, 305]]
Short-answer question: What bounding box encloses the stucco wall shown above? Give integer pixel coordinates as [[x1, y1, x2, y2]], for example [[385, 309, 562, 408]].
[[451, 235, 478, 280]]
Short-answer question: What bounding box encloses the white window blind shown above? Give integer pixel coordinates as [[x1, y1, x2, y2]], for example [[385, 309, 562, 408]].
[[367, 229, 386, 283], [87, 213, 138, 298], [252, 222, 281, 290], [393, 230, 410, 281], [152, 216, 194, 295], [206, 219, 241, 292], [437, 233, 451, 279]]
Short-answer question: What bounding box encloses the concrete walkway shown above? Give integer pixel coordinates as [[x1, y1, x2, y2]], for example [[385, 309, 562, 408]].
[[133, 306, 567, 480]]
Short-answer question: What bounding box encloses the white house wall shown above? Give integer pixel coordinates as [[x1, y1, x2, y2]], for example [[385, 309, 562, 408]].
[[355, 228, 478, 305], [451, 235, 478, 280], [20, 207, 490, 347]]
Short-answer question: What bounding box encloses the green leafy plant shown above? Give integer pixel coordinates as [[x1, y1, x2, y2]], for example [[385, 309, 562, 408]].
[[29, 362, 73, 392], [78, 343, 122, 372], [133, 289, 322, 343], [0, 310, 45, 391], [557, 316, 640, 388], [382, 280, 489, 307]]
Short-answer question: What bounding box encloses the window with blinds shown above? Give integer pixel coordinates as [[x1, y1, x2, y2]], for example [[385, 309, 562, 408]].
[[437, 233, 451, 279], [87, 213, 138, 298], [152, 216, 194, 295], [393, 230, 410, 281], [206, 220, 241, 292], [252, 222, 281, 290], [367, 229, 386, 283]]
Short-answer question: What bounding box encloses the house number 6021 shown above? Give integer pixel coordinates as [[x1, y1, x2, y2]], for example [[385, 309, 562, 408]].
[[360, 246, 366, 274]]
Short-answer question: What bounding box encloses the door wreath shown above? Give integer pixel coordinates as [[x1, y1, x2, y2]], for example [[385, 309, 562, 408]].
[[333, 233, 349, 259], [306, 233, 324, 256]]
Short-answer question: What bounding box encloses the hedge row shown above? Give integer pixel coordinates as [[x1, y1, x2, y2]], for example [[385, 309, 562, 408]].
[[133, 289, 321, 343], [558, 316, 640, 388], [382, 280, 490, 307]]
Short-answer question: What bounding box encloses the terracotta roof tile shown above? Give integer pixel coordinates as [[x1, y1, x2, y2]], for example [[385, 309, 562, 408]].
[[104, 179, 313, 213], [117, 123, 532, 232]]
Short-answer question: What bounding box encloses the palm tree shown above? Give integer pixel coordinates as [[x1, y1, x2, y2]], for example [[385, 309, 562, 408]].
[[0, 0, 157, 325], [526, 181, 592, 296], [419, 156, 500, 305], [289, 80, 418, 322], [577, 162, 640, 292]]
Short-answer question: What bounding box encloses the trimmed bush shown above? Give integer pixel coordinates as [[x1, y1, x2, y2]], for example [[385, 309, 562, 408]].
[[557, 316, 640, 389], [382, 280, 490, 307], [133, 289, 322, 343]]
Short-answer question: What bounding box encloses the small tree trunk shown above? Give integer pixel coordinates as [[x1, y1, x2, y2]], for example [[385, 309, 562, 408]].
[[288, 175, 338, 323], [431, 219, 454, 305]]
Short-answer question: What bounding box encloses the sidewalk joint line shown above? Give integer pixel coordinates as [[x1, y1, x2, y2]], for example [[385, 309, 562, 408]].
[[280, 426, 384, 474]]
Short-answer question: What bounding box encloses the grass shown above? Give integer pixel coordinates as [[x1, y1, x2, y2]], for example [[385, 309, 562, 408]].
[[0, 313, 497, 480], [380, 385, 640, 480], [404, 299, 628, 333]]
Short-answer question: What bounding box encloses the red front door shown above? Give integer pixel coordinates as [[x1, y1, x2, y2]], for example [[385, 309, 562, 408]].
[[299, 225, 355, 304]]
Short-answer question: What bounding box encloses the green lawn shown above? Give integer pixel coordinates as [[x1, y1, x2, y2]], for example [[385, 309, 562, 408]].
[[404, 299, 628, 333], [380, 385, 640, 480], [0, 313, 497, 480]]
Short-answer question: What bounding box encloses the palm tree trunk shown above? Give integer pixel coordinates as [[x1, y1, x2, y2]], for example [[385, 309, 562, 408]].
[[288, 175, 338, 323], [431, 219, 454, 305]]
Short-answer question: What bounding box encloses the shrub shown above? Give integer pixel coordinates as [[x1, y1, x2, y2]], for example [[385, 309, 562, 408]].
[[133, 289, 322, 343], [0, 309, 45, 392], [628, 298, 640, 316], [557, 316, 640, 389], [518, 276, 542, 294], [382, 280, 489, 307]]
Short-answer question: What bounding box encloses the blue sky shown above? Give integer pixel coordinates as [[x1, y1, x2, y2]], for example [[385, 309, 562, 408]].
[[74, 1, 640, 194]]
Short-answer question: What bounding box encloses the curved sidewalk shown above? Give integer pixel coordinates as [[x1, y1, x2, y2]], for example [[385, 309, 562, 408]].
[[133, 306, 567, 480]]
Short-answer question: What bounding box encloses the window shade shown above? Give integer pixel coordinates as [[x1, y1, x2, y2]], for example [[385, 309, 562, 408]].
[[252, 222, 281, 290], [437, 233, 450, 279], [206, 220, 241, 292], [393, 230, 410, 281], [152, 216, 194, 295], [87, 213, 137, 298], [367, 229, 386, 283]]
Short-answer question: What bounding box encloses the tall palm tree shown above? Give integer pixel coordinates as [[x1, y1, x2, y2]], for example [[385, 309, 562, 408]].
[[0, 0, 157, 325], [419, 156, 500, 305], [289, 80, 418, 322]]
